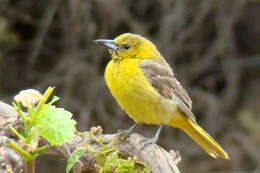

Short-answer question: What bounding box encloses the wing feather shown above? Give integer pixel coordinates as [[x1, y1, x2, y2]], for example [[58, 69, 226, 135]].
[[139, 58, 196, 122]]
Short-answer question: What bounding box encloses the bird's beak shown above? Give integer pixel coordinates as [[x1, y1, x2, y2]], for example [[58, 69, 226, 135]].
[[94, 39, 119, 50]]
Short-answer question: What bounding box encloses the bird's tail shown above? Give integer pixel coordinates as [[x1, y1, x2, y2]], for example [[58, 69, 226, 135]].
[[169, 111, 230, 159]]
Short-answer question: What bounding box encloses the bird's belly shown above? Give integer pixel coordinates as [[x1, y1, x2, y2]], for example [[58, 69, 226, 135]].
[[105, 59, 178, 125]]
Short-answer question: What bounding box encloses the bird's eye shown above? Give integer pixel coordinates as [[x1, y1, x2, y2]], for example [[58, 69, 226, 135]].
[[123, 44, 131, 50]]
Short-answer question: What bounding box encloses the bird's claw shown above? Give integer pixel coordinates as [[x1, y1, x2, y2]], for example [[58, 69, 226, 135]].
[[139, 137, 157, 151], [117, 123, 137, 137], [139, 125, 163, 151], [117, 129, 132, 137]]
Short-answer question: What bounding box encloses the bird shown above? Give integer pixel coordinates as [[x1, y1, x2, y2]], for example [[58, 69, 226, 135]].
[[94, 33, 229, 159]]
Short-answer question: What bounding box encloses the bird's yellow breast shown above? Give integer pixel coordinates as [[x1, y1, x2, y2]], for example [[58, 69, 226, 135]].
[[104, 58, 177, 124]]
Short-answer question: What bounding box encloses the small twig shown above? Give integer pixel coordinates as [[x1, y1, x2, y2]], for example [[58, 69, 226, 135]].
[[25, 159, 35, 173], [8, 140, 33, 161], [29, 0, 61, 65]]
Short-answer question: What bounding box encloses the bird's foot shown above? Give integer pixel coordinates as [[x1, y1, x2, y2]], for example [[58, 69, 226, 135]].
[[117, 123, 137, 137], [139, 137, 158, 151], [139, 125, 163, 151]]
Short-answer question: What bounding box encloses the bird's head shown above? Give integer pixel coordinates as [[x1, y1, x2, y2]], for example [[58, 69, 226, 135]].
[[95, 33, 161, 60]]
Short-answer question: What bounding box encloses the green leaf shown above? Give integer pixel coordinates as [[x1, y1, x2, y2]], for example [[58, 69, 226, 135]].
[[103, 152, 119, 172], [115, 158, 135, 173], [134, 161, 151, 173], [96, 151, 106, 163], [66, 146, 86, 173], [36, 104, 76, 145]]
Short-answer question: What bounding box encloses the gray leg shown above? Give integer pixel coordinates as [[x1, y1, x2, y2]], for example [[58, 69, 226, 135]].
[[117, 123, 138, 136], [139, 125, 163, 151]]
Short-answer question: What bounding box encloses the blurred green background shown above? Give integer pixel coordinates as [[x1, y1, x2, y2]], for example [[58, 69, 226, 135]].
[[1, 0, 260, 172]]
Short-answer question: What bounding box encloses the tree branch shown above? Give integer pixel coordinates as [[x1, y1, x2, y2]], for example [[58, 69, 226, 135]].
[[0, 101, 181, 173]]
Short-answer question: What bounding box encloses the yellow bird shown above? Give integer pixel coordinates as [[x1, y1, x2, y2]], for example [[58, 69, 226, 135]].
[[95, 33, 229, 159]]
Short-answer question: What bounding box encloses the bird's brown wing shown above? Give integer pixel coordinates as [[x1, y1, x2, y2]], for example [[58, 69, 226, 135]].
[[139, 58, 196, 122]]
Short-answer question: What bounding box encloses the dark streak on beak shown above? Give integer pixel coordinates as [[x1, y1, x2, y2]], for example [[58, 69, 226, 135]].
[[94, 39, 119, 50]]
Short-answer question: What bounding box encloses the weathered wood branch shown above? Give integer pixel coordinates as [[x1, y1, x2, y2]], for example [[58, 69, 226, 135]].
[[0, 101, 181, 173]]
